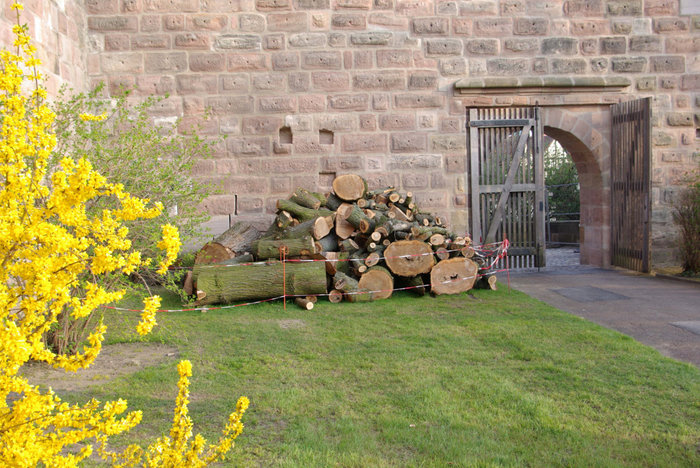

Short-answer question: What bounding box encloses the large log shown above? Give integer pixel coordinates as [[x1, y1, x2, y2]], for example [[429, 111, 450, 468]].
[[384, 240, 435, 277], [194, 260, 327, 305], [278, 216, 333, 241], [276, 199, 333, 221], [252, 236, 317, 260], [332, 174, 368, 201], [357, 266, 393, 301], [195, 242, 234, 265], [430, 258, 479, 295], [290, 188, 324, 210], [214, 222, 261, 254]]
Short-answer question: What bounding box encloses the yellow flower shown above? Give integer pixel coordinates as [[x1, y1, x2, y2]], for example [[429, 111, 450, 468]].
[[78, 112, 107, 122]]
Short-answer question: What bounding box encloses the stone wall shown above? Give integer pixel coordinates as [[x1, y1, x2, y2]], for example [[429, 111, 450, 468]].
[[5, 0, 700, 267], [0, 1, 87, 95]]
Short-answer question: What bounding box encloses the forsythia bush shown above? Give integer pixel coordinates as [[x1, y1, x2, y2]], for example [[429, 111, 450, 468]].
[[0, 4, 247, 466]]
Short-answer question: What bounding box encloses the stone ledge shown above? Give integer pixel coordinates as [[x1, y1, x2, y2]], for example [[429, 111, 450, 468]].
[[455, 76, 631, 95]]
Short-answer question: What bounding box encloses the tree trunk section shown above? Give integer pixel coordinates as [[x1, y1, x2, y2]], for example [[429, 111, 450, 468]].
[[194, 260, 327, 305], [384, 240, 435, 277], [294, 297, 315, 310], [430, 258, 479, 295], [214, 221, 261, 255], [332, 174, 368, 201], [195, 242, 234, 265], [252, 236, 317, 260], [358, 266, 393, 300]]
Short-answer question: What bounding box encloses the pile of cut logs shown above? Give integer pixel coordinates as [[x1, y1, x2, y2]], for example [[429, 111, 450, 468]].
[[187, 174, 499, 309]]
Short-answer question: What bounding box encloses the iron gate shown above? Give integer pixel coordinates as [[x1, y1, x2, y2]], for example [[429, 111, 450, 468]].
[[611, 98, 651, 272], [467, 107, 545, 269]]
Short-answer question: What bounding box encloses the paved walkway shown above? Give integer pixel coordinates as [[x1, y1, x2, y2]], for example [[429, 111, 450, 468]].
[[507, 265, 700, 368]]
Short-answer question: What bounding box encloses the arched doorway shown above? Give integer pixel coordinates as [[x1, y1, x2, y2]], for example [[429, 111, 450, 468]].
[[543, 138, 581, 267], [543, 121, 608, 268]]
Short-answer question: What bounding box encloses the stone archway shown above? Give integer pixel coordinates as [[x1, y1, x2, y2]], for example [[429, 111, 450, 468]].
[[540, 107, 611, 267]]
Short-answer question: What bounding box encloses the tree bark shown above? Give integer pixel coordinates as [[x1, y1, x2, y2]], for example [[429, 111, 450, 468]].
[[213, 221, 261, 255], [430, 258, 479, 295], [194, 260, 327, 305], [252, 236, 317, 260], [294, 297, 315, 310], [276, 199, 333, 222]]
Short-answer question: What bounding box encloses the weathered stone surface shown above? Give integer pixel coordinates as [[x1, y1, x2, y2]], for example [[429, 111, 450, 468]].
[[504, 38, 539, 53], [350, 32, 392, 45], [542, 37, 577, 55], [466, 39, 498, 55], [341, 133, 387, 152], [570, 20, 610, 35], [311, 71, 350, 91], [680, 74, 699, 90], [431, 135, 465, 152], [189, 53, 226, 72], [328, 94, 369, 110], [600, 37, 626, 54], [332, 13, 367, 29], [301, 51, 342, 69], [408, 71, 438, 89], [486, 58, 529, 75], [439, 58, 467, 76], [412, 17, 449, 35], [268, 13, 308, 31], [353, 72, 405, 90], [288, 33, 326, 48], [425, 39, 463, 55], [394, 93, 444, 108], [666, 113, 694, 126], [388, 154, 441, 170], [376, 49, 412, 67], [227, 53, 268, 71], [563, 0, 604, 17], [611, 57, 646, 73], [207, 96, 255, 114], [650, 56, 685, 73], [215, 35, 262, 50], [271, 52, 300, 70], [226, 136, 271, 157], [628, 36, 662, 52], [474, 18, 512, 36], [653, 18, 689, 33], [513, 18, 548, 35], [252, 73, 287, 91], [550, 58, 587, 74], [89, 16, 138, 31], [391, 133, 427, 152], [606, 0, 642, 16], [258, 96, 297, 112]]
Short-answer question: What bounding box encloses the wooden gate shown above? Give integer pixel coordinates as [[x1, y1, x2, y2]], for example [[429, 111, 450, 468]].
[[467, 107, 545, 269], [611, 98, 651, 272]]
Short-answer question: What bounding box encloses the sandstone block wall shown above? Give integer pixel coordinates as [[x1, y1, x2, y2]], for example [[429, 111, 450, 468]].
[[0, 1, 87, 95], [4, 0, 700, 267]]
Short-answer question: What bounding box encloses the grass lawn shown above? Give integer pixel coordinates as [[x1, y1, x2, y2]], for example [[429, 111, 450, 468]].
[[66, 286, 700, 467]]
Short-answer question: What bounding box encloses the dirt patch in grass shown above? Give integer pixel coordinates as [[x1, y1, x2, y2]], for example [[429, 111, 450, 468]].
[[20, 342, 179, 393], [278, 319, 306, 329]]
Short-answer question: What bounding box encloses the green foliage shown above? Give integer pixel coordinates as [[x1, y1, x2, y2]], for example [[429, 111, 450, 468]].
[[673, 168, 700, 274], [47, 83, 218, 351], [545, 141, 579, 220]]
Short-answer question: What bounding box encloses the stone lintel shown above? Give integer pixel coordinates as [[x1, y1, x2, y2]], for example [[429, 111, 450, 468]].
[[454, 76, 631, 96]]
